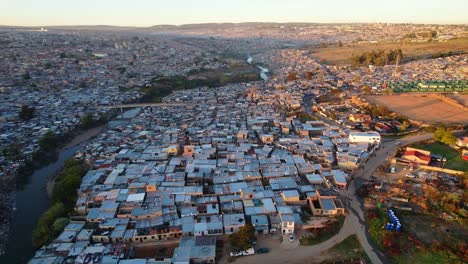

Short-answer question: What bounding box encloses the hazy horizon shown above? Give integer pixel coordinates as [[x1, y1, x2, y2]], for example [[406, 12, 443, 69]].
[[2, 0, 467, 27], [1, 21, 468, 28]]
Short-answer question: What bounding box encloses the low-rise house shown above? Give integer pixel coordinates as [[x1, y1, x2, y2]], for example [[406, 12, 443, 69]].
[[331, 170, 348, 189], [349, 131, 381, 145], [251, 215, 270, 234], [278, 213, 295, 235], [402, 147, 431, 165], [172, 236, 216, 264], [349, 114, 372, 123], [223, 213, 246, 234], [308, 196, 345, 216], [456, 136, 468, 148], [281, 190, 300, 202]]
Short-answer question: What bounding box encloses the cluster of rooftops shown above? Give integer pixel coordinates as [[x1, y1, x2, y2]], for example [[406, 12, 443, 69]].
[[30, 83, 380, 264]]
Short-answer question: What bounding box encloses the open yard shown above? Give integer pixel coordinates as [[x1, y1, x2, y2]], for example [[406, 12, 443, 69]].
[[322, 235, 370, 264], [367, 94, 468, 124], [310, 39, 468, 65], [412, 142, 468, 171]]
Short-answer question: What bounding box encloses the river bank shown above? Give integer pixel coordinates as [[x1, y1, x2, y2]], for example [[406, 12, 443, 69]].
[[0, 123, 108, 263], [46, 124, 107, 197], [247, 55, 269, 81]]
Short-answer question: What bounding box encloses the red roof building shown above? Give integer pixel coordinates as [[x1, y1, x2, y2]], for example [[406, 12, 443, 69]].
[[402, 147, 431, 165]]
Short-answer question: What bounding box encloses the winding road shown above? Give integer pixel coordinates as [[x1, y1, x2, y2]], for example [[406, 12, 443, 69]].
[[232, 94, 436, 264]]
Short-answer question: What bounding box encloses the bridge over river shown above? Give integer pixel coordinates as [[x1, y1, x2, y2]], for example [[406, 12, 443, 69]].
[[96, 102, 184, 109]]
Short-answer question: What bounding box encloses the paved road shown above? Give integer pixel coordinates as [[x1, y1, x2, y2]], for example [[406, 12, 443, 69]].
[[344, 132, 435, 264], [232, 133, 436, 264], [235, 96, 438, 264]]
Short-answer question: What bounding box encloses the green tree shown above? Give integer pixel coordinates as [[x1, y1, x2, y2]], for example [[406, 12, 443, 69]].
[[23, 72, 31, 80], [434, 127, 445, 141], [434, 126, 456, 145], [38, 131, 58, 152], [229, 223, 256, 250], [441, 132, 456, 145], [52, 217, 70, 234], [2, 143, 22, 161], [80, 113, 97, 129], [362, 86, 371, 95], [32, 202, 66, 248], [400, 121, 409, 132]]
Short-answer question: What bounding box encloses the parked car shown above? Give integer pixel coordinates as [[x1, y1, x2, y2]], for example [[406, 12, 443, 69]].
[[289, 234, 295, 242], [257, 248, 270, 254], [242, 247, 255, 256], [230, 251, 242, 257]]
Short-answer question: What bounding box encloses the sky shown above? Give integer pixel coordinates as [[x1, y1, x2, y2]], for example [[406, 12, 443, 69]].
[[1, 0, 467, 26]]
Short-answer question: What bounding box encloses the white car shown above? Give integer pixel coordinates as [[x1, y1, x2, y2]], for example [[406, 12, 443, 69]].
[[289, 234, 295, 242], [242, 247, 255, 256], [230, 251, 242, 257]]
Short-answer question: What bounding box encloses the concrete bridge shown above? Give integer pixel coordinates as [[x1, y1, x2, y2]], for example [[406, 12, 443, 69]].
[[96, 103, 184, 109]]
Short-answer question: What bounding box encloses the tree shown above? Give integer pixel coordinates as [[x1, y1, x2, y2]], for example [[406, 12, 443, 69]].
[[434, 127, 446, 142], [401, 121, 409, 132], [229, 223, 256, 250], [23, 72, 31, 80], [287, 72, 297, 82], [434, 126, 456, 145], [19, 105, 35, 120], [362, 86, 371, 95], [441, 132, 456, 146], [32, 202, 66, 248], [80, 113, 97, 129], [338, 40, 343, 47], [2, 143, 22, 161], [38, 131, 58, 152]]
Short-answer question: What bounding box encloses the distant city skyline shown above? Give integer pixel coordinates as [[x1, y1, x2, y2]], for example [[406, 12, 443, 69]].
[[2, 0, 467, 27]]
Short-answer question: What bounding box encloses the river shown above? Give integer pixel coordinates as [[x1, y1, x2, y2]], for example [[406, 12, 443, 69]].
[[0, 108, 139, 263], [247, 55, 269, 81]]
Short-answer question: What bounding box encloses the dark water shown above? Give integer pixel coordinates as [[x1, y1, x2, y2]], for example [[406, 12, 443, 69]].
[[0, 144, 83, 264]]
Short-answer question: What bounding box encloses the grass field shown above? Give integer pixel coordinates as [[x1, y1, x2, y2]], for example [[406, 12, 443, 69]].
[[300, 215, 345, 246], [322, 235, 371, 264], [310, 38, 468, 65], [413, 142, 468, 171], [367, 94, 468, 124]]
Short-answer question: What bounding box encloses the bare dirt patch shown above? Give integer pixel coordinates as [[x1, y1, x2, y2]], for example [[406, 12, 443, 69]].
[[367, 94, 468, 124], [447, 94, 468, 107], [311, 39, 468, 65]]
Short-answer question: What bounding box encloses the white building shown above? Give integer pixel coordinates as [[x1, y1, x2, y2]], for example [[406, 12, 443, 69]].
[[348, 131, 381, 145]]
